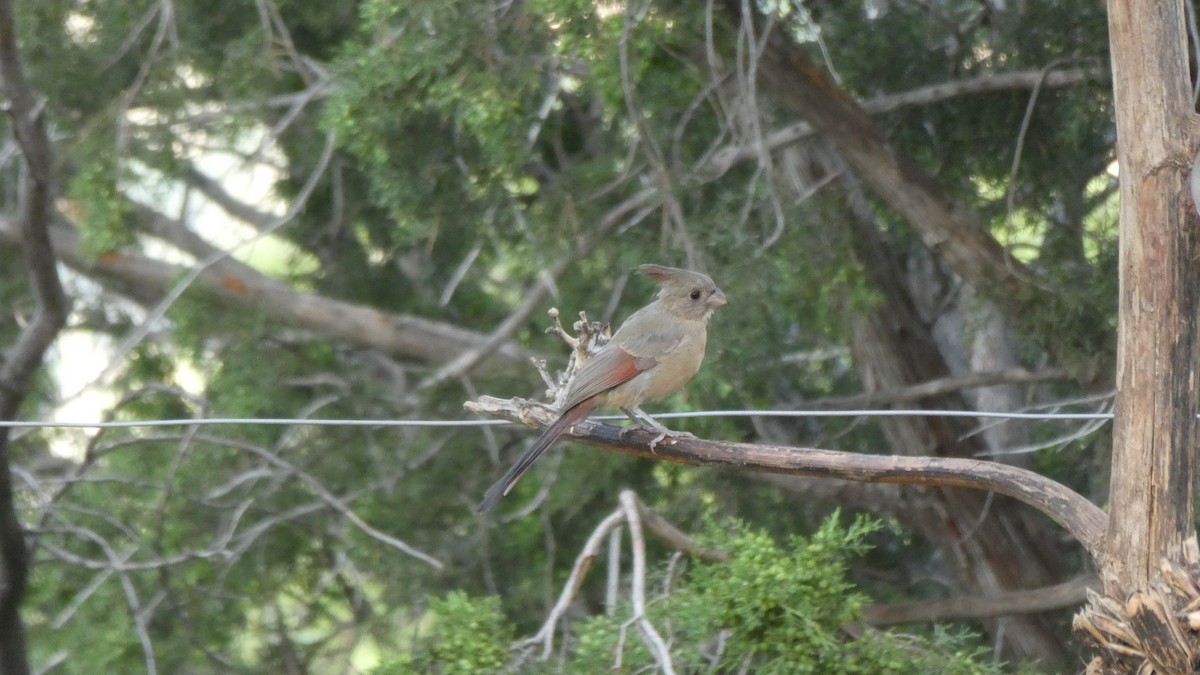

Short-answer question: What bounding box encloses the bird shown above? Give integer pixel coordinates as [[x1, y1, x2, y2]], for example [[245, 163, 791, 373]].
[[477, 264, 727, 513]]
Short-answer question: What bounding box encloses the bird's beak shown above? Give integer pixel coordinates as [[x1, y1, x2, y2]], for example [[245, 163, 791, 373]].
[[709, 288, 728, 308]]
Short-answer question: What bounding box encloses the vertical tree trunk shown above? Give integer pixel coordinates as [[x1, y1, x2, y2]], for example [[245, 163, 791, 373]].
[[1104, 0, 1199, 595], [1074, 1, 1200, 671]]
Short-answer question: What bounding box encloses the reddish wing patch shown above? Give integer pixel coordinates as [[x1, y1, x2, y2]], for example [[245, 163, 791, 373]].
[[564, 345, 654, 409]]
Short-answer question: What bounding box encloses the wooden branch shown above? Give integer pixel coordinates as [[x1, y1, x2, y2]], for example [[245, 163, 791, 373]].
[[863, 67, 1106, 113], [517, 507, 627, 659], [863, 574, 1098, 626], [0, 213, 533, 369], [618, 492, 676, 674], [465, 396, 1109, 554]]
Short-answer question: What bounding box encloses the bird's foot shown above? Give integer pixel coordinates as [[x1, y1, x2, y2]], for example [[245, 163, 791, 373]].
[[618, 424, 680, 453], [647, 428, 695, 453], [617, 407, 693, 454]]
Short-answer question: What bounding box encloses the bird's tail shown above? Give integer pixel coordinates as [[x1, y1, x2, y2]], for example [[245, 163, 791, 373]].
[[476, 398, 597, 513]]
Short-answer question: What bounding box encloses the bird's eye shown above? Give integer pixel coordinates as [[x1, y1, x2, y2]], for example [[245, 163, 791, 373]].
[[690, 289, 702, 300]]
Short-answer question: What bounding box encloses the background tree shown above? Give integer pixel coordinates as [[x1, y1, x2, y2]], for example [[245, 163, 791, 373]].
[[0, 0, 1192, 672]]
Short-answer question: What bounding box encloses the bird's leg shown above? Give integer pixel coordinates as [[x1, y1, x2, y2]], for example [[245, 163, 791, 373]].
[[618, 406, 695, 452]]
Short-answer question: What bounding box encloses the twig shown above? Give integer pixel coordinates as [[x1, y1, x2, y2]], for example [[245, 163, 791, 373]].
[[465, 395, 1109, 555], [518, 507, 627, 657], [606, 526, 622, 616], [619, 491, 676, 675]]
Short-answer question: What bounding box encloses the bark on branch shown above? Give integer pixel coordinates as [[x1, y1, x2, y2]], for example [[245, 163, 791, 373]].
[[0, 213, 532, 368], [464, 395, 1109, 554]]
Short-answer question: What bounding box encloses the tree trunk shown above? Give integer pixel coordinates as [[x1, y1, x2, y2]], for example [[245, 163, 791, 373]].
[[1073, 1, 1200, 672], [1104, 0, 1200, 591]]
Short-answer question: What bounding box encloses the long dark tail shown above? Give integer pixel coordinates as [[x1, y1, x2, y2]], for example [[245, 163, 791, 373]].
[[477, 398, 597, 513]]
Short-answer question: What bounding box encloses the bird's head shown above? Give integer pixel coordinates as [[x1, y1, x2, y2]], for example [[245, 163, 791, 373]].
[[639, 264, 727, 320]]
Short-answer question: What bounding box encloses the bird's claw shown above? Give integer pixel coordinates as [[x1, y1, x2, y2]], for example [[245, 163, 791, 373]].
[[640, 428, 695, 454], [648, 430, 666, 453]]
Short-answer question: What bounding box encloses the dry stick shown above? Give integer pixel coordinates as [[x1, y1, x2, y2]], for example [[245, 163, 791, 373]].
[[512, 494, 708, 666], [631, 494, 729, 563], [620, 491, 677, 675], [224, 438, 444, 570], [465, 396, 1109, 555], [606, 526, 622, 616], [519, 507, 628, 658]]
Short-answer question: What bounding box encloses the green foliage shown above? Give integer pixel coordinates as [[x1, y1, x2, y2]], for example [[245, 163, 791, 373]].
[[67, 155, 135, 256], [397, 514, 1002, 674], [13, 0, 1122, 671], [672, 515, 999, 674], [679, 515, 879, 667], [373, 592, 512, 675], [323, 0, 543, 235]]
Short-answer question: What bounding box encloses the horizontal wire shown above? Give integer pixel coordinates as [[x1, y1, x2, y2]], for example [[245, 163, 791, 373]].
[[0, 408, 1116, 430]]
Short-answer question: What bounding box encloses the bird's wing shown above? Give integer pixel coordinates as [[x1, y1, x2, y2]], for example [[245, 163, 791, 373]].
[[562, 311, 686, 409]]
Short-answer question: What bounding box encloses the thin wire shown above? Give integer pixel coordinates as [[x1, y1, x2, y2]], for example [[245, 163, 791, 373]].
[[0, 408, 1118, 430]]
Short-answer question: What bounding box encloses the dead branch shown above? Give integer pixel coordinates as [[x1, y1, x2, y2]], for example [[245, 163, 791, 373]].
[[618, 491, 676, 675], [0, 212, 533, 368], [508, 489, 727, 668], [630, 494, 729, 563], [464, 395, 1109, 555], [517, 507, 626, 658]]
